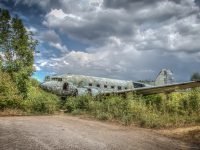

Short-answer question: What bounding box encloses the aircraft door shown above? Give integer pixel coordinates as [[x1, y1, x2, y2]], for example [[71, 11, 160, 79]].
[[63, 82, 69, 91]]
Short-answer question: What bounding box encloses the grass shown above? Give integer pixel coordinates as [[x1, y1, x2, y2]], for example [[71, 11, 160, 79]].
[[159, 126, 200, 146], [1, 70, 200, 128], [62, 89, 200, 128]]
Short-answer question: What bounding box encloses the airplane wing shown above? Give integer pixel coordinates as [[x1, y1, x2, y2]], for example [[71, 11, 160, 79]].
[[134, 81, 200, 95], [103, 81, 200, 96]]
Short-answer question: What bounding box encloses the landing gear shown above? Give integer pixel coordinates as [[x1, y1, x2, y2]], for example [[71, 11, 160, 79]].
[[87, 88, 92, 96], [73, 89, 78, 97], [61, 96, 67, 101]]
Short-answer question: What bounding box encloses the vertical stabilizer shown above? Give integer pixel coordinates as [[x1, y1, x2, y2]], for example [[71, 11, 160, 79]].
[[155, 69, 174, 86]]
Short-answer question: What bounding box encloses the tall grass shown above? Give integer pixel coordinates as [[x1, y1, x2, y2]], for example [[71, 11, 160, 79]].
[[63, 90, 200, 128]]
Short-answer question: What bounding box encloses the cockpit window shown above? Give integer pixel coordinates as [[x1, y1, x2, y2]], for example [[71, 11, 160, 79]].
[[52, 78, 62, 81], [44, 76, 50, 81], [63, 83, 69, 90]]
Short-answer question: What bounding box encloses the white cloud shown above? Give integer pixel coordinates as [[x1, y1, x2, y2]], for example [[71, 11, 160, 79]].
[[49, 42, 68, 53], [26, 26, 37, 33], [33, 64, 41, 71], [39, 61, 47, 67]]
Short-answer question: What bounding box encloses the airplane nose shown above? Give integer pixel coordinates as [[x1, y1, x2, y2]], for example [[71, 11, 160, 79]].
[[40, 82, 47, 89]]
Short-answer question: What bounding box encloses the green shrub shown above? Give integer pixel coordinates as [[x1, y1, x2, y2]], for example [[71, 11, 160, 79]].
[[0, 75, 60, 114], [64, 90, 200, 128], [0, 71, 22, 110], [64, 95, 97, 112], [21, 84, 59, 114]]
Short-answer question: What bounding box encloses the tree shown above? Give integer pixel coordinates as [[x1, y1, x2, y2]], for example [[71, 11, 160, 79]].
[[0, 9, 38, 98], [0, 9, 11, 70], [191, 72, 200, 81]]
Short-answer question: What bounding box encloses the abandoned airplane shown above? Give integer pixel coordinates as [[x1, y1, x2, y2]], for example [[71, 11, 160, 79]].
[[40, 69, 200, 98]]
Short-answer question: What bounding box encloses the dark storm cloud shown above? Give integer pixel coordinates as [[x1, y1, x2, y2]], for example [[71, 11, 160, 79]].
[[103, 0, 182, 10], [103, 0, 158, 9], [15, 0, 62, 12], [195, 0, 200, 7]]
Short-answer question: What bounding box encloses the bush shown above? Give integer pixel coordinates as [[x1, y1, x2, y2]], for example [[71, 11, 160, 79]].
[[0, 71, 22, 110], [0, 75, 60, 114], [63, 90, 200, 128], [21, 80, 60, 114], [64, 95, 92, 112]]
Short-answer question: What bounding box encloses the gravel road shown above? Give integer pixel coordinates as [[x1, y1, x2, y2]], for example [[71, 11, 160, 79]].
[[0, 115, 198, 150]]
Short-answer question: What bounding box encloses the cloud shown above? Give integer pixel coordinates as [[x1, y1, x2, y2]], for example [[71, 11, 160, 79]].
[[33, 64, 41, 71], [7, 0, 200, 81], [41, 30, 60, 43], [39, 30, 68, 53], [26, 26, 37, 33], [15, 0, 51, 9], [49, 42, 68, 53]]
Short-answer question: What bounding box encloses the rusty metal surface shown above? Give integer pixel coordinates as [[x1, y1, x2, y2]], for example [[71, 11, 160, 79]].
[[41, 74, 200, 97]]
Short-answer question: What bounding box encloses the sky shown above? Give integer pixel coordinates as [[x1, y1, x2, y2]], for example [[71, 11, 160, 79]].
[[1, 0, 200, 82]]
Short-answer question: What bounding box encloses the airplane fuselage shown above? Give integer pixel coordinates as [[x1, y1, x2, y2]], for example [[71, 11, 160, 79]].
[[40, 74, 147, 98]]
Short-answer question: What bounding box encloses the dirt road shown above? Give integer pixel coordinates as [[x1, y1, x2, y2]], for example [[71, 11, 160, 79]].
[[0, 115, 198, 150]]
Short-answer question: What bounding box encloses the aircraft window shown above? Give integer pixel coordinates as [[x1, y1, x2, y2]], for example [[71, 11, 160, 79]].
[[96, 84, 100, 87], [89, 83, 92, 86], [63, 83, 69, 90], [58, 78, 62, 81], [52, 78, 60, 81], [125, 87, 127, 90], [111, 86, 115, 89], [104, 85, 107, 88], [118, 86, 122, 90], [133, 82, 145, 88]]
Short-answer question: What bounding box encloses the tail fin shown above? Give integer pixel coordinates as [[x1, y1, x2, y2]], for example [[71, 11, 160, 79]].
[[155, 69, 175, 86]]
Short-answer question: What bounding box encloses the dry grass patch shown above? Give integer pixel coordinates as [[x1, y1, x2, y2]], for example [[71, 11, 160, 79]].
[[0, 109, 25, 116], [158, 126, 200, 146]]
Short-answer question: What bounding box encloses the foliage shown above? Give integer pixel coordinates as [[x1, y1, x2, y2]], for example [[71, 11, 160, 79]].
[[63, 90, 200, 128], [0, 9, 59, 115], [20, 79, 60, 114], [0, 70, 22, 110], [0, 73, 60, 114], [191, 72, 200, 81], [0, 9, 38, 98]]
